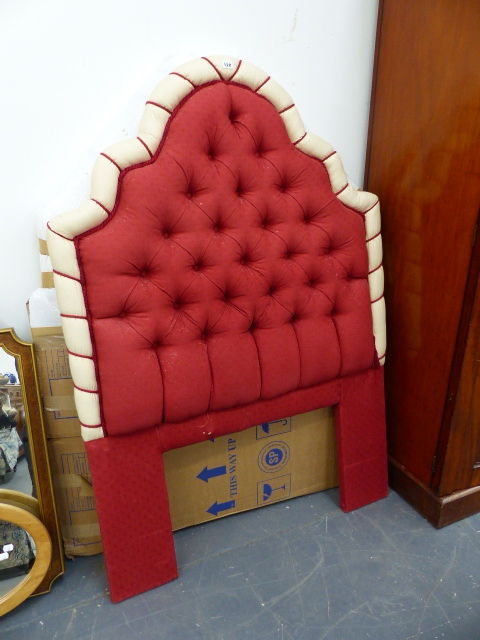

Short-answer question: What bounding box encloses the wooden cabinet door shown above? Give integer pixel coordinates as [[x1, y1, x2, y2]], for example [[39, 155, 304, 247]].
[[365, 0, 480, 487]]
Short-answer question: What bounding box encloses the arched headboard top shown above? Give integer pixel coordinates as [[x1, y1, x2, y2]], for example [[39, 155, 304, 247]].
[[47, 56, 385, 443]]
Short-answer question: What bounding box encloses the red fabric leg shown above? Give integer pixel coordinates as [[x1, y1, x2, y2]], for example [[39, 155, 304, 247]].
[[335, 367, 388, 512], [85, 429, 178, 603]]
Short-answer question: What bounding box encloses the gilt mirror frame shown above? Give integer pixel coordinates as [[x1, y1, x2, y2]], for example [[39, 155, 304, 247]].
[[0, 328, 64, 597]]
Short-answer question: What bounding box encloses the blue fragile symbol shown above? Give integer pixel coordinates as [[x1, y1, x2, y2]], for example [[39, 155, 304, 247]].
[[256, 474, 291, 506], [262, 482, 287, 501]]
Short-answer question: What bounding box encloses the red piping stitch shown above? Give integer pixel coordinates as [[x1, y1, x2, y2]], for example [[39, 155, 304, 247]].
[[170, 71, 196, 88], [73, 383, 98, 394], [378, 352, 386, 361], [366, 230, 381, 243], [91, 199, 111, 215], [100, 153, 121, 172], [201, 57, 223, 80], [334, 184, 348, 196], [368, 262, 383, 276], [73, 234, 107, 436], [61, 313, 87, 320], [46, 222, 73, 242], [293, 132, 307, 146], [67, 349, 93, 359], [146, 100, 172, 115], [137, 136, 153, 158], [363, 199, 379, 215], [278, 103, 294, 115], [79, 421, 103, 429], [52, 269, 81, 283], [371, 293, 384, 305], [254, 76, 270, 92], [229, 59, 242, 82], [322, 150, 337, 162]]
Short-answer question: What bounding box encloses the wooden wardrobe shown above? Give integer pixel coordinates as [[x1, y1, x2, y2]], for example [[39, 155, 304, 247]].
[[364, 0, 480, 526]]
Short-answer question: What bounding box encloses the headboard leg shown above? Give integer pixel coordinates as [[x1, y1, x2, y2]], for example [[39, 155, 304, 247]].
[[86, 429, 178, 602], [335, 367, 389, 512]]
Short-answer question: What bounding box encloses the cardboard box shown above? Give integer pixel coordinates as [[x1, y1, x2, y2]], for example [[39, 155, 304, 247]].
[[47, 437, 102, 557], [31, 320, 338, 556], [164, 407, 338, 530], [47, 409, 338, 556], [32, 328, 81, 439]]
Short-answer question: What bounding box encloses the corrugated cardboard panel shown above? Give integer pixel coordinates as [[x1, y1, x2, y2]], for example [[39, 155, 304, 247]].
[[32, 328, 81, 439], [47, 437, 102, 557], [164, 408, 338, 529]]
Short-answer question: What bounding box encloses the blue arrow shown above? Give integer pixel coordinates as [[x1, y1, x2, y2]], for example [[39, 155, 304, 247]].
[[207, 500, 236, 516], [196, 465, 227, 483]]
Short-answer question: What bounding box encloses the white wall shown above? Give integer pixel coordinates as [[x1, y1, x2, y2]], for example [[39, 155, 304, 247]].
[[0, 0, 378, 341]]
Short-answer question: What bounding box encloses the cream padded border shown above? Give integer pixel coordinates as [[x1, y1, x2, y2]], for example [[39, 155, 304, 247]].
[[47, 55, 386, 443]]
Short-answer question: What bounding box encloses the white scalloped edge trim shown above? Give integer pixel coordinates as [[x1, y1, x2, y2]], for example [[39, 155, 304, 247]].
[[47, 55, 386, 442]]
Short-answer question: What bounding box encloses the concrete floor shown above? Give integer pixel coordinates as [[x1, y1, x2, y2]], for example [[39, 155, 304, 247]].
[[2, 489, 480, 640]]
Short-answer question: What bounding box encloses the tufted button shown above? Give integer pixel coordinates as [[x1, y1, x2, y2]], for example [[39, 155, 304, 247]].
[[119, 310, 126, 318], [200, 332, 207, 341], [163, 231, 170, 239], [151, 340, 160, 349], [140, 269, 148, 277], [213, 223, 221, 233]]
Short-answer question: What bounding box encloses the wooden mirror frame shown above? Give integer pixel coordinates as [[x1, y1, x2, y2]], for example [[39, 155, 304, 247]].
[[0, 328, 64, 600], [0, 502, 52, 616]]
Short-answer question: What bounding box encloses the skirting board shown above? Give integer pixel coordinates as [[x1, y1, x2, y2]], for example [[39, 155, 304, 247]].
[[388, 457, 480, 528]]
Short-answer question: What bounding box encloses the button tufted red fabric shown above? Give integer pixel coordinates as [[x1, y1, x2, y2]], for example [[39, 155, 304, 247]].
[[48, 56, 388, 603], [77, 82, 375, 438]]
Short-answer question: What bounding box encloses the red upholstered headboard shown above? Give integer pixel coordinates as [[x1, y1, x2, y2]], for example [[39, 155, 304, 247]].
[[47, 56, 385, 450], [79, 81, 374, 440], [47, 56, 387, 602]]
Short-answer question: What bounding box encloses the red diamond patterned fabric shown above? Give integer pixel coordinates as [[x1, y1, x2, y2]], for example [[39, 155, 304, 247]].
[[76, 81, 375, 438]]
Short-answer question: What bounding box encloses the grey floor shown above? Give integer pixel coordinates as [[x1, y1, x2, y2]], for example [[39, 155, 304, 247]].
[[2, 488, 480, 640]]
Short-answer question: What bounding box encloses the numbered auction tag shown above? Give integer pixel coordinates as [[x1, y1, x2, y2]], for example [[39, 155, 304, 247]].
[[222, 60, 233, 69]]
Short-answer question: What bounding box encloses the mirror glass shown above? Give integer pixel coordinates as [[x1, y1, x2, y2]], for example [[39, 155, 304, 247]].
[[0, 351, 34, 498], [0, 328, 64, 608], [0, 518, 36, 598]]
